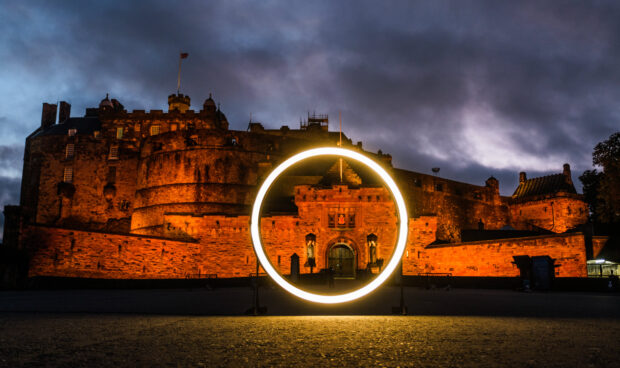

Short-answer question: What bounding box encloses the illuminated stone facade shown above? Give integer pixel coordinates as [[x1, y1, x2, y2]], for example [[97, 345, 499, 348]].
[[4, 93, 597, 279]]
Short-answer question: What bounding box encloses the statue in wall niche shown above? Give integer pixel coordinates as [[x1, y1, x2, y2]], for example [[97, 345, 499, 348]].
[[305, 234, 316, 273], [367, 234, 378, 268], [369, 239, 377, 264], [307, 239, 315, 259]]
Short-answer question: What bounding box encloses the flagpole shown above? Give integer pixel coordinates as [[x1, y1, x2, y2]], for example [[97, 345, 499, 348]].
[[339, 111, 343, 183], [177, 54, 182, 94]]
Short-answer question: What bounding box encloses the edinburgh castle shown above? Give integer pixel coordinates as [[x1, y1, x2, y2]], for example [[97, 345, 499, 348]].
[[2, 91, 607, 281]]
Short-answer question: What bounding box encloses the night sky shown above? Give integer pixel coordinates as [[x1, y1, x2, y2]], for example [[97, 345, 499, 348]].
[[1, 1, 619, 238]]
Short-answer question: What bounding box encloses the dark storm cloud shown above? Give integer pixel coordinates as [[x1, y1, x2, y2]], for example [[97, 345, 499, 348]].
[[0, 145, 23, 178], [0, 0, 619, 207]]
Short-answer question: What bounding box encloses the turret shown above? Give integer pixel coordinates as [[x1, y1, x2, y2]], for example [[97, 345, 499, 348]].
[[486, 176, 499, 190], [168, 93, 191, 113], [202, 93, 216, 113], [99, 94, 114, 111], [485, 176, 500, 200]]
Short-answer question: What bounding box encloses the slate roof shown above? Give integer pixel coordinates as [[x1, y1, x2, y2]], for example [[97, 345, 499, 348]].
[[512, 173, 576, 199], [33, 117, 101, 138]]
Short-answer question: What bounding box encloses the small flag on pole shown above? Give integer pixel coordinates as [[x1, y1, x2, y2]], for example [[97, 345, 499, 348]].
[[180, 52, 189, 59]]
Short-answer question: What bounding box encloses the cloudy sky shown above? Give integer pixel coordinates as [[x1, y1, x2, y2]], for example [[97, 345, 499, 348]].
[[1, 1, 619, 238]]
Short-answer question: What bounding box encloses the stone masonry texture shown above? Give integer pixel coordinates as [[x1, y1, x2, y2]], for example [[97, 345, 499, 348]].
[[6, 94, 600, 280]]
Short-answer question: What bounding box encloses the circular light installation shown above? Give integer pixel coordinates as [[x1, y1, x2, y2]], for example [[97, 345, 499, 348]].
[[250, 147, 409, 304]]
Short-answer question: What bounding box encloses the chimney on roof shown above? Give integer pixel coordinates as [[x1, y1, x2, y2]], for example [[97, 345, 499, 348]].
[[58, 101, 71, 123], [519, 172, 527, 183], [41, 102, 57, 129], [563, 163, 572, 185]]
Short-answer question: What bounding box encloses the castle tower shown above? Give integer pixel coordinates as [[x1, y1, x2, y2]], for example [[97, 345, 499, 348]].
[[168, 93, 191, 112], [202, 93, 216, 113]]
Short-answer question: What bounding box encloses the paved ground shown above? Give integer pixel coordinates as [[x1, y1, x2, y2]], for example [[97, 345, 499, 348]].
[[0, 287, 618, 367]]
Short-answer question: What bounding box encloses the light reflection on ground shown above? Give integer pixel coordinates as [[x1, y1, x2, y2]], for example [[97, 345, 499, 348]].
[[0, 314, 618, 367]]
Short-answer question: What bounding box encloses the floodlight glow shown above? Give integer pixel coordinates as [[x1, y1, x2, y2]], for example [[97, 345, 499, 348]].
[[250, 147, 409, 304]]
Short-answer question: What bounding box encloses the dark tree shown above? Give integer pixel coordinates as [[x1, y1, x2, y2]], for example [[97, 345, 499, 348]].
[[579, 169, 602, 221], [580, 132, 620, 262], [591, 132, 620, 224]]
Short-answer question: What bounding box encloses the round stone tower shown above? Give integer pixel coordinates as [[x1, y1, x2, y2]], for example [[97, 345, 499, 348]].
[[129, 98, 281, 235]]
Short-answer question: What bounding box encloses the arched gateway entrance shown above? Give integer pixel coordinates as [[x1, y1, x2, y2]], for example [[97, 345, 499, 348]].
[[327, 243, 356, 278]]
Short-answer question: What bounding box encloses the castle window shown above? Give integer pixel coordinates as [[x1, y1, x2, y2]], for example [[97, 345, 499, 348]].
[[109, 145, 119, 160], [328, 214, 335, 228], [63, 167, 73, 183], [473, 192, 482, 200], [567, 207, 572, 215], [413, 178, 422, 187], [348, 214, 356, 228], [93, 130, 101, 139], [68, 128, 77, 137], [435, 183, 443, 192], [116, 127, 124, 139], [134, 123, 140, 132], [107, 166, 116, 184], [150, 125, 160, 136], [65, 144, 74, 159], [170, 124, 178, 132]]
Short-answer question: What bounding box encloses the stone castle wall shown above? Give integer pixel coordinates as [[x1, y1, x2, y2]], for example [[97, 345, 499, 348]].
[[394, 170, 511, 242], [14, 99, 593, 282], [25, 217, 589, 279], [415, 233, 588, 277], [21, 134, 138, 229], [22, 106, 537, 242], [510, 195, 589, 233]]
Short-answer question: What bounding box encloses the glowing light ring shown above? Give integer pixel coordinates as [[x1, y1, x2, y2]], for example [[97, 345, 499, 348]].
[[250, 147, 409, 304]]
